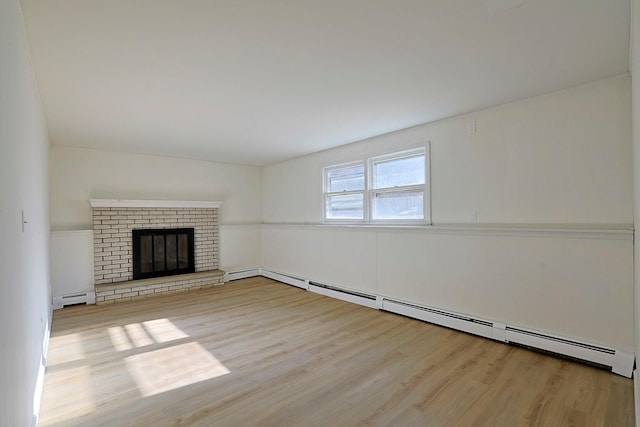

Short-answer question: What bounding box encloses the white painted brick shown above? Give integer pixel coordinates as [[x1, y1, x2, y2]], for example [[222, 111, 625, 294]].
[[92, 206, 220, 284]]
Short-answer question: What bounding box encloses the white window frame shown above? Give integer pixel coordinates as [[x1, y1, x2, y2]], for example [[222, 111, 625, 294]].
[[323, 161, 367, 223], [322, 144, 431, 225], [368, 147, 429, 224]]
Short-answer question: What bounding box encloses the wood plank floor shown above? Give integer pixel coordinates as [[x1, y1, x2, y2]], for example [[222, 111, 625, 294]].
[[39, 277, 634, 427]]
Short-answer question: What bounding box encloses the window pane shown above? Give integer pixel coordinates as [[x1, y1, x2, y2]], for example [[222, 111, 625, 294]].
[[326, 193, 364, 219], [372, 191, 423, 220], [327, 165, 365, 192], [373, 155, 424, 189]]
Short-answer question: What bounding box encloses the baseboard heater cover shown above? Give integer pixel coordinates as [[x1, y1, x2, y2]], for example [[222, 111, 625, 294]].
[[505, 326, 634, 378], [256, 270, 635, 377], [308, 281, 378, 309], [381, 299, 496, 341], [381, 297, 634, 378], [53, 291, 96, 310], [260, 269, 309, 290], [225, 269, 261, 282]]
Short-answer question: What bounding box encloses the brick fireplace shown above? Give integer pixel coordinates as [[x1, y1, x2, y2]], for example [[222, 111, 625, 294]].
[[89, 199, 224, 305]]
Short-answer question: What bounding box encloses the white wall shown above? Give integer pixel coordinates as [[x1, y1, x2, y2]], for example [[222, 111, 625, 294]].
[[219, 224, 261, 273], [50, 146, 263, 228], [0, 0, 52, 425], [264, 75, 632, 226], [262, 75, 634, 354], [50, 146, 262, 271], [51, 231, 94, 296]]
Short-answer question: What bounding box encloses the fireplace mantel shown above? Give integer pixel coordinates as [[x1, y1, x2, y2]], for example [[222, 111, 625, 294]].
[[89, 199, 223, 209]]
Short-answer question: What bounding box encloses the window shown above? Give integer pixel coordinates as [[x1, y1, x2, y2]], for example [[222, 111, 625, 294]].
[[323, 146, 429, 224], [370, 151, 426, 221], [324, 162, 365, 220]]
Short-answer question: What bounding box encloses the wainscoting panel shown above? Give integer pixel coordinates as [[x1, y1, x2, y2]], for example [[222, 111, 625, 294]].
[[260, 224, 634, 374]]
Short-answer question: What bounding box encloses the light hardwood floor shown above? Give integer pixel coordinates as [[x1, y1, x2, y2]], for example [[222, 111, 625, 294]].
[[39, 277, 634, 427]]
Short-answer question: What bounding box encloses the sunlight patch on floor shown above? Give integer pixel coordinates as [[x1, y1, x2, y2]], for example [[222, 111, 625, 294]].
[[125, 323, 155, 347], [47, 333, 85, 365], [143, 318, 189, 343], [108, 326, 134, 351], [108, 318, 189, 351], [38, 366, 95, 426], [124, 342, 230, 397]]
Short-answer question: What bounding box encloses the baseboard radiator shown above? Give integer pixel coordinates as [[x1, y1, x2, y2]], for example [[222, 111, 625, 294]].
[[381, 299, 497, 340], [308, 281, 379, 310], [254, 268, 635, 378], [260, 269, 309, 290], [52, 291, 96, 310], [225, 269, 262, 282], [381, 298, 634, 378]]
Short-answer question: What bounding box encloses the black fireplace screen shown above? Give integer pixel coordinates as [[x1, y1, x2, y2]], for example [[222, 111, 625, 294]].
[[132, 228, 195, 280]]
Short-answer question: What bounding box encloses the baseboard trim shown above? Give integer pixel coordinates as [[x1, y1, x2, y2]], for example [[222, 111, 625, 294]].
[[635, 370, 640, 427], [33, 301, 53, 427]]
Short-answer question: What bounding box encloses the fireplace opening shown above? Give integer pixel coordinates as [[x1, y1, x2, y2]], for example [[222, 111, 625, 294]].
[[132, 228, 195, 280]]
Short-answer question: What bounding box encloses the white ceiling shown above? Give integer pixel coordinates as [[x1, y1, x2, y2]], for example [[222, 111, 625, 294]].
[[21, 0, 630, 166]]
